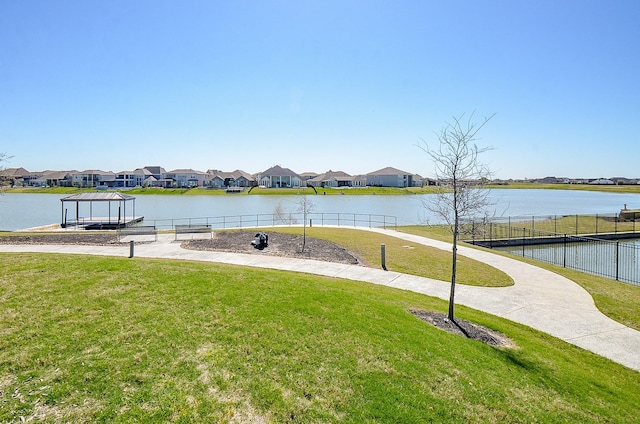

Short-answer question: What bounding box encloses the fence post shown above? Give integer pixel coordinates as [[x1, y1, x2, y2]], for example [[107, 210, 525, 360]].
[[563, 234, 567, 268], [615, 241, 620, 281], [522, 228, 526, 257], [595, 214, 598, 234], [532, 216, 535, 233]]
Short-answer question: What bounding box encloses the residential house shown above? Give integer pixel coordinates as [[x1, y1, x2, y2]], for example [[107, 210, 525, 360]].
[[0, 167, 31, 186], [205, 169, 256, 188], [31, 170, 74, 187], [366, 167, 414, 188], [298, 172, 318, 182], [307, 170, 354, 188], [257, 165, 302, 188], [589, 178, 615, 185], [114, 168, 154, 188], [164, 169, 206, 188], [143, 166, 166, 181], [72, 170, 116, 188]]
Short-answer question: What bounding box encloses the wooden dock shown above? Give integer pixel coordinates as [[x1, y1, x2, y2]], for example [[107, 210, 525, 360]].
[[61, 216, 144, 230]]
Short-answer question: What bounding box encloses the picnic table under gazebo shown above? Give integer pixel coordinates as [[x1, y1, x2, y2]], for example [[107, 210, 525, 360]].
[[60, 192, 143, 229]]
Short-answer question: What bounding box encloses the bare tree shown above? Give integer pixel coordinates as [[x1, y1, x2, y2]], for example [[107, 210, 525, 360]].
[[296, 194, 315, 252], [0, 153, 11, 191], [419, 112, 495, 321]]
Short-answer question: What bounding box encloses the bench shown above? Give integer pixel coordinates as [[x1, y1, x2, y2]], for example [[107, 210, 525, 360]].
[[174, 224, 213, 240], [117, 225, 158, 242]]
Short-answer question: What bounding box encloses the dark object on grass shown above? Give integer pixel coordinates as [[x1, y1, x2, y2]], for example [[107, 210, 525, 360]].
[[251, 232, 269, 250]]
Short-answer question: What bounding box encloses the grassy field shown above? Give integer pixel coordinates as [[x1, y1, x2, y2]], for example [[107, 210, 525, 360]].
[[1, 253, 639, 422]]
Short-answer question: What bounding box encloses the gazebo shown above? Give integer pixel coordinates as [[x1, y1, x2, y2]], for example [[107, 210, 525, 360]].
[[60, 192, 142, 229]]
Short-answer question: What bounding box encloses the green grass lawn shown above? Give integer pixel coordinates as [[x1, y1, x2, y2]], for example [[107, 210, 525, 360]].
[[1, 253, 639, 422]]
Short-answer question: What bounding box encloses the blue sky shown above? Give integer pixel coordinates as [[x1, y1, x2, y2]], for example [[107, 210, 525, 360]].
[[1, 0, 638, 179]]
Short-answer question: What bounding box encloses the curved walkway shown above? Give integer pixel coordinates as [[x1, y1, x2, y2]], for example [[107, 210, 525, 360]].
[[1, 228, 639, 372]]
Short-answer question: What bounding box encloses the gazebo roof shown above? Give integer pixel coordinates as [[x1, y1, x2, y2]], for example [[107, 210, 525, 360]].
[[61, 192, 135, 202]]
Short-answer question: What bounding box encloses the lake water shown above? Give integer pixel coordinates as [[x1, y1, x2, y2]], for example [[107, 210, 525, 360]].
[[1, 189, 640, 231]]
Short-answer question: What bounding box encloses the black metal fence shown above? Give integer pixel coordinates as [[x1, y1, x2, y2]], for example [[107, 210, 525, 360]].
[[146, 212, 397, 231], [462, 220, 640, 285]]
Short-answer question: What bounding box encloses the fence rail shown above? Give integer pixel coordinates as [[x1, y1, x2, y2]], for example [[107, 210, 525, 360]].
[[145, 212, 397, 232], [461, 216, 640, 285]]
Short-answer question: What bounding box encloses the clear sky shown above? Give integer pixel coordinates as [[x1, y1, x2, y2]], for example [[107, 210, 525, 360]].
[[1, 0, 638, 179]]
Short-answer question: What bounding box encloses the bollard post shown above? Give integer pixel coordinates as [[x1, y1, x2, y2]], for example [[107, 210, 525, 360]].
[[310, 219, 312, 228], [381, 243, 387, 271], [129, 240, 134, 258]]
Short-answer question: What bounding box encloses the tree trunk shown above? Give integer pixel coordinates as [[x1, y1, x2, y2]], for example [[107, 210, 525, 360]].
[[449, 229, 458, 320]]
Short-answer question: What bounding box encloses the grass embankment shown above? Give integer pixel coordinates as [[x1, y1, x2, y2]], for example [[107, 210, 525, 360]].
[[399, 225, 640, 332], [487, 182, 640, 194], [1, 254, 639, 422]]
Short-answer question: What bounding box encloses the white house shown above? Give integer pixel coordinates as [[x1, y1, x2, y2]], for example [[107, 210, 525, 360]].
[[257, 165, 302, 188], [164, 169, 206, 188], [71, 170, 116, 188]]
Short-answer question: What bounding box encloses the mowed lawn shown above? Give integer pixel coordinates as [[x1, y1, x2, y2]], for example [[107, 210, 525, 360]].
[[1, 253, 639, 423]]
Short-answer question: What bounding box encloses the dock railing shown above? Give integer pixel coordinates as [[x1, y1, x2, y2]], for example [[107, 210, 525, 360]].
[[460, 214, 640, 285]]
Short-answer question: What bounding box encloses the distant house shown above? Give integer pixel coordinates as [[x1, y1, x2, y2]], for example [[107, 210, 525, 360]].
[[205, 169, 256, 188], [143, 166, 167, 182], [164, 169, 206, 188], [257, 165, 302, 188], [298, 172, 318, 182], [307, 170, 354, 188], [610, 177, 636, 185], [0, 167, 31, 186], [589, 178, 615, 185], [366, 167, 414, 188], [72, 170, 116, 188], [31, 170, 74, 187], [114, 168, 154, 188]]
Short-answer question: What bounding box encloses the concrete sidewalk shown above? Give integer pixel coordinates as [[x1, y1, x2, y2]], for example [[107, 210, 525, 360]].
[[1, 229, 639, 372]]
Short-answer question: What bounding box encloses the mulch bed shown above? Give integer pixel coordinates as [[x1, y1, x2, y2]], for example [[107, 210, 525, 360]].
[[182, 230, 362, 265], [410, 309, 515, 348]]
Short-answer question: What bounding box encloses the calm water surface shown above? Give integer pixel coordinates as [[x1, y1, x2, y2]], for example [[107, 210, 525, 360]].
[[1, 189, 639, 231]]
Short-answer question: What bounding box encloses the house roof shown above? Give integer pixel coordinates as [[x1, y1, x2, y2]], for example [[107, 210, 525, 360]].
[[144, 166, 166, 175], [259, 165, 301, 178], [61, 192, 135, 202], [308, 170, 353, 182], [0, 167, 30, 177], [166, 168, 205, 175], [367, 166, 413, 176], [41, 170, 73, 180]]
